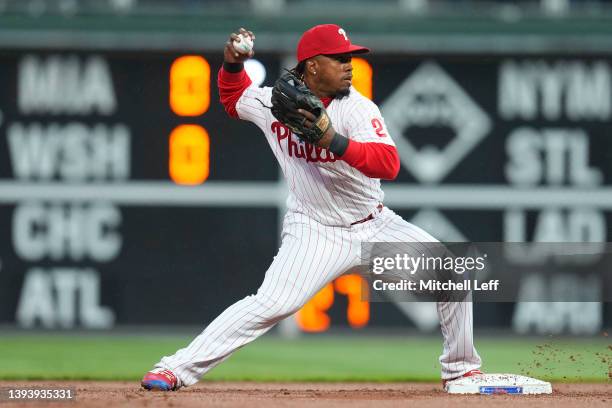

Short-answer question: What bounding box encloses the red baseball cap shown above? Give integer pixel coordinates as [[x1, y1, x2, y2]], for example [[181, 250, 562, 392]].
[[296, 24, 369, 63]]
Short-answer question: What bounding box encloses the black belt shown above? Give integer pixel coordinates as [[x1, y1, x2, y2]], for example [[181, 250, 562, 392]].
[[351, 204, 383, 226]]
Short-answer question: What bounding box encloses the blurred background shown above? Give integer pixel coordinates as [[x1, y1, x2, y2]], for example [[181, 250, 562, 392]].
[[0, 0, 610, 382]]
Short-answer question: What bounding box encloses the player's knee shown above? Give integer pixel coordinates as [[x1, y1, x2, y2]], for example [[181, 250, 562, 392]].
[[251, 292, 301, 323]]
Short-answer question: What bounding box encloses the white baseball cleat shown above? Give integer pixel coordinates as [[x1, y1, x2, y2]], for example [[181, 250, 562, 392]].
[[444, 372, 552, 395]]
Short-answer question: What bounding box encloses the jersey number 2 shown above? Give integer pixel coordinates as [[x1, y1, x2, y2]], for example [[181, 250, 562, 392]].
[[371, 118, 386, 137]]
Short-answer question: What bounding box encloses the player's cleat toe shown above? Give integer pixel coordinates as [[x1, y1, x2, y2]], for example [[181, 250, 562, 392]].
[[141, 368, 179, 391], [442, 369, 483, 388]]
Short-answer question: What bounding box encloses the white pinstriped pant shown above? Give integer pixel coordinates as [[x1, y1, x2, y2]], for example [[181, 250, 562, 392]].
[[156, 207, 481, 386]]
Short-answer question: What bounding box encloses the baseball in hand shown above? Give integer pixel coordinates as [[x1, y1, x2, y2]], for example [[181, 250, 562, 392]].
[[232, 34, 254, 54]]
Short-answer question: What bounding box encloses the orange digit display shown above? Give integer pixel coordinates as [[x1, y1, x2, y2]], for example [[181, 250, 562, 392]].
[[170, 55, 210, 116], [351, 57, 373, 100], [169, 124, 210, 185], [296, 274, 370, 332], [295, 282, 334, 332], [334, 274, 369, 328]]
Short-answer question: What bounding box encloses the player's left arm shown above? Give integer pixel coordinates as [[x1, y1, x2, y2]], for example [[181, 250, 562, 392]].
[[302, 99, 400, 180], [334, 137, 399, 180]]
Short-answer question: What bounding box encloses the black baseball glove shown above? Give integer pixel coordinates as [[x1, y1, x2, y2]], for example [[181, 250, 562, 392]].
[[271, 71, 331, 144]]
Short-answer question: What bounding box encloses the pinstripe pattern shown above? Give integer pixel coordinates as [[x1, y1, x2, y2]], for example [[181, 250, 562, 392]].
[[156, 211, 358, 385], [237, 85, 391, 226], [152, 84, 481, 386], [155, 208, 481, 386], [368, 208, 482, 380]]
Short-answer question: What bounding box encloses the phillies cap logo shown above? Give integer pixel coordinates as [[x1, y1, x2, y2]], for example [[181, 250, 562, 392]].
[[296, 24, 369, 62]]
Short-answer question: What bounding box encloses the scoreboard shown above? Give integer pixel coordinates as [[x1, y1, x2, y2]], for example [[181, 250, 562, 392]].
[[0, 51, 283, 329], [0, 50, 611, 333], [0, 52, 282, 182]]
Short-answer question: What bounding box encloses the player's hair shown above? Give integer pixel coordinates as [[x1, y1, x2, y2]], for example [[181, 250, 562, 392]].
[[292, 61, 306, 80]]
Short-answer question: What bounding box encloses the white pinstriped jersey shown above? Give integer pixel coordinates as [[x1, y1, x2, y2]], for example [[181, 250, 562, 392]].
[[236, 85, 396, 226]]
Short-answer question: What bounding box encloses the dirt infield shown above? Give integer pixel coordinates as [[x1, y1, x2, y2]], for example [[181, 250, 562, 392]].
[[0, 381, 610, 407]]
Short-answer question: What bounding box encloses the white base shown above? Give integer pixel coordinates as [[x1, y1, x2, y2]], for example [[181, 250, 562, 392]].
[[445, 373, 552, 395]]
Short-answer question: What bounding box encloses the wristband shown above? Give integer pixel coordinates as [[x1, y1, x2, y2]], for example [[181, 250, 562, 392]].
[[223, 62, 244, 73], [328, 132, 350, 156]]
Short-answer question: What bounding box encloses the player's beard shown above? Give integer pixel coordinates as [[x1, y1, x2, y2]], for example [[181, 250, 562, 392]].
[[335, 87, 351, 99]]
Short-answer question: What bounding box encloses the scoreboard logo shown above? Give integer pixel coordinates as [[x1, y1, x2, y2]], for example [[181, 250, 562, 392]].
[[381, 62, 491, 183]]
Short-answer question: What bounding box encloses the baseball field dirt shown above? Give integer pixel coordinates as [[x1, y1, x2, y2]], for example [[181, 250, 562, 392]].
[[0, 381, 610, 407]]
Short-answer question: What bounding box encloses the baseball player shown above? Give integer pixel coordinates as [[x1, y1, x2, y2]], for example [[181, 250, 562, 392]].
[[142, 24, 482, 391]]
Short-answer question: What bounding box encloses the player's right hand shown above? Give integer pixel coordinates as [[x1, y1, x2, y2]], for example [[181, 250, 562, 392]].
[[224, 28, 255, 63]]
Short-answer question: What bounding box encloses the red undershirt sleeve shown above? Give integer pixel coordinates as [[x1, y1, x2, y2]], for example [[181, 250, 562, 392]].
[[339, 140, 400, 180], [217, 67, 252, 118]]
